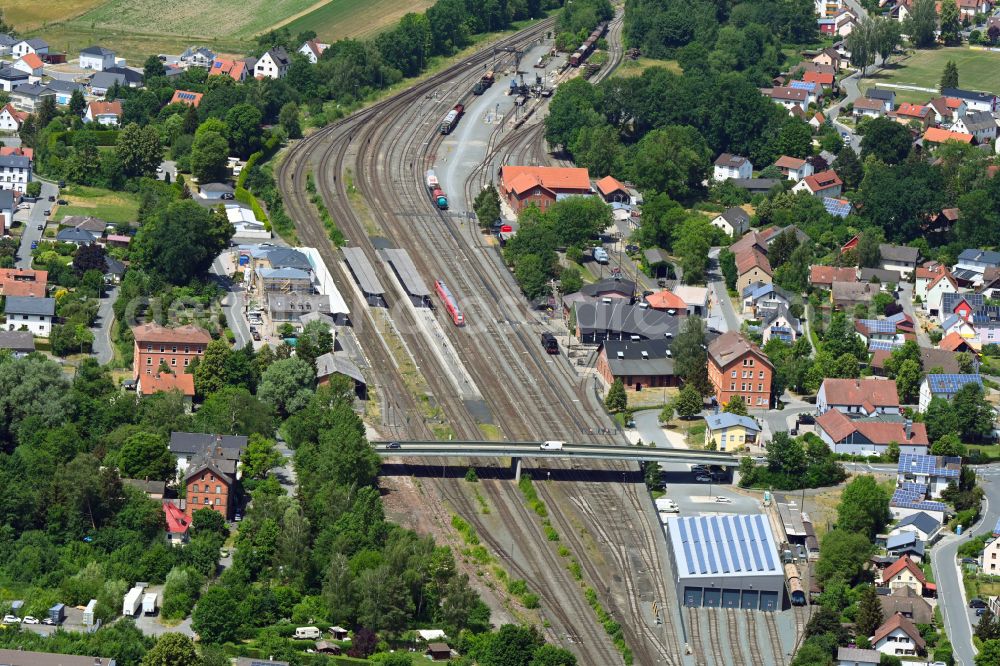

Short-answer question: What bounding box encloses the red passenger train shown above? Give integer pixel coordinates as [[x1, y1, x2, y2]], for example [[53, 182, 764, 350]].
[[435, 280, 465, 326]]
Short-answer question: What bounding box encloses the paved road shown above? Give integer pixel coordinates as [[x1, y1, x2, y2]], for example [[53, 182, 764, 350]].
[[91, 286, 119, 365], [897, 282, 932, 347], [210, 256, 250, 349], [932, 465, 1000, 666], [157, 160, 177, 182], [707, 247, 739, 333], [15, 180, 58, 269]]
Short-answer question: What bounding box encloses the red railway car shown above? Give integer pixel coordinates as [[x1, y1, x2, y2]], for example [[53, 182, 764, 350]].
[[435, 280, 465, 326]]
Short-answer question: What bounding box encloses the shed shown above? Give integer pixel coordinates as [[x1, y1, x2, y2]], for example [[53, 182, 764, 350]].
[[314, 641, 341, 655], [643, 248, 672, 278], [315, 352, 367, 399], [426, 643, 452, 661], [329, 625, 349, 640]]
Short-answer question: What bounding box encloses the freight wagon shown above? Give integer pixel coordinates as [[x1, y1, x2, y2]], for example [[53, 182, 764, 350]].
[[425, 170, 448, 209], [785, 563, 806, 606]]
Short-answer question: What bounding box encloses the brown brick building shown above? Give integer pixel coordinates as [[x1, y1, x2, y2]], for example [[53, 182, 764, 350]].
[[707, 331, 774, 409], [498, 165, 591, 214], [185, 458, 234, 520], [132, 323, 212, 379]]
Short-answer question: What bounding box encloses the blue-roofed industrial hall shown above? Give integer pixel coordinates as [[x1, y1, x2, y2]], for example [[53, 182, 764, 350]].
[[665, 514, 786, 611]]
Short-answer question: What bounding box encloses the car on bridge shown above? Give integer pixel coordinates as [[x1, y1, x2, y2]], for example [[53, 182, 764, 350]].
[[539, 440, 564, 450], [385, 441, 401, 449]]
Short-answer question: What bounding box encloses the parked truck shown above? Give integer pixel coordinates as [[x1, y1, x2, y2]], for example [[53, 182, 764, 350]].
[[142, 592, 158, 616], [122, 586, 144, 617], [83, 599, 97, 627], [48, 604, 65, 626]]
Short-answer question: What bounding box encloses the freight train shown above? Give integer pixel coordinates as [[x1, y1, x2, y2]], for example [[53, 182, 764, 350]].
[[435, 280, 465, 326], [439, 103, 465, 134], [425, 170, 448, 209], [472, 70, 495, 95], [784, 563, 806, 606], [569, 21, 608, 67]]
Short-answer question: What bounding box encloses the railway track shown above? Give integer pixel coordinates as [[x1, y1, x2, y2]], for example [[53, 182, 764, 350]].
[[743, 610, 767, 666], [764, 611, 786, 666], [686, 607, 706, 666], [706, 609, 726, 666]]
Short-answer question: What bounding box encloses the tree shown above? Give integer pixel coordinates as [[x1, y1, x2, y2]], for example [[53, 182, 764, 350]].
[[860, 118, 913, 165], [855, 586, 884, 639], [906, 0, 939, 47], [953, 382, 994, 441], [939, 0, 962, 46], [279, 102, 302, 139], [674, 383, 704, 419], [530, 644, 577, 666], [69, 89, 87, 116], [560, 266, 583, 294], [115, 432, 175, 481], [774, 118, 813, 159], [225, 103, 263, 158], [294, 319, 333, 369], [837, 475, 890, 539], [674, 316, 710, 395], [767, 432, 807, 478], [72, 243, 107, 274], [258, 357, 315, 416], [132, 200, 233, 284], [815, 528, 873, 583], [116, 123, 163, 178], [894, 359, 921, 404], [673, 216, 717, 284], [976, 640, 1000, 666], [142, 633, 198, 666], [605, 378, 627, 412], [190, 125, 230, 183], [192, 586, 241, 643], [631, 125, 710, 202], [931, 432, 966, 457], [719, 248, 737, 290], [976, 609, 1000, 641], [241, 434, 283, 480], [143, 55, 166, 80], [513, 253, 551, 300], [990, 24, 1000, 45], [474, 185, 501, 228], [182, 104, 200, 134], [194, 338, 232, 398], [723, 396, 748, 416], [925, 396, 960, 443], [940, 60, 959, 92], [191, 507, 227, 537], [835, 144, 863, 191], [195, 386, 274, 436], [473, 624, 544, 666]]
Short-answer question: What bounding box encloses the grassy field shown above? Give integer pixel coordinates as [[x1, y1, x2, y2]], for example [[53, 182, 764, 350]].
[[860, 46, 1000, 105], [53, 185, 141, 225], [614, 57, 682, 78], [1, 0, 105, 32], [281, 0, 435, 42]]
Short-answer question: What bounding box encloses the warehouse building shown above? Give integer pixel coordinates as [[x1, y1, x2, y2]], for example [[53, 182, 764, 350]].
[[666, 514, 785, 611]]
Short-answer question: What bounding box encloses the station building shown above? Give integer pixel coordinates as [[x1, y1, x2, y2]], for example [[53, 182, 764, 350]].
[[665, 514, 785, 611]]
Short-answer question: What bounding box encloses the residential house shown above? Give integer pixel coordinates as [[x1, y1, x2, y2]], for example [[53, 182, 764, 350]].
[[12, 53, 44, 81], [199, 182, 235, 200], [730, 177, 782, 195], [879, 586, 933, 625], [816, 409, 928, 456], [980, 266, 1000, 299], [168, 432, 247, 477], [853, 97, 886, 119], [836, 647, 880, 666], [889, 512, 942, 544], [886, 531, 925, 562], [123, 478, 165, 500], [55, 228, 98, 245], [574, 300, 679, 344], [941, 314, 976, 339], [137, 372, 196, 406], [891, 486, 948, 524], [809, 111, 826, 130], [763, 86, 809, 113], [12, 38, 48, 59], [941, 86, 998, 113], [208, 57, 255, 82], [815, 0, 844, 19], [952, 110, 998, 143], [854, 317, 908, 348], [88, 71, 128, 96], [180, 46, 215, 68], [255, 266, 312, 298], [922, 127, 974, 146], [0, 650, 113, 666], [890, 102, 932, 129], [817, 377, 900, 416], [957, 0, 991, 19], [927, 96, 967, 124], [46, 79, 85, 106], [879, 244, 919, 278], [315, 352, 367, 400], [865, 87, 896, 112], [871, 346, 966, 377], [170, 90, 203, 107], [792, 169, 842, 197], [735, 250, 773, 294], [774, 156, 814, 182], [255, 47, 290, 79], [941, 292, 985, 323], [711, 207, 750, 236], [185, 458, 234, 519], [872, 613, 926, 657], [802, 70, 835, 88], [0, 267, 47, 298], [0, 67, 28, 92], [643, 289, 687, 315], [832, 281, 880, 309], [789, 80, 825, 106], [812, 47, 842, 69], [0, 330, 35, 357], [84, 100, 123, 126], [915, 265, 959, 316], [707, 331, 774, 409], [0, 34, 16, 56], [704, 413, 761, 451], [594, 175, 631, 203], [859, 267, 902, 284], [897, 453, 961, 498], [741, 282, 792, 317], [0, 153, 31, 192], [0, 103, 26, 132], [809, 265, 857, 290], [596, 338, 678, 390], [917, 373, 982, 412], [298, 40, 329, 64], [712, 153, 753, 181], [498, 165, 591, 213], [881, 555, 933, 597], [9, 84, 54, 113], [163, 502, 190, 546], [79, 46, 116, 71], [761, 306, 801, 344], [955, 249, 1000, 285], [102, 67, 144, 88], [3, 296, 55, 336], [940, 330, 979, 354], [131, 323, 211, 378], [672, 285, 709, 317], [983, 537, 1000, 574], [268, 293, 332, 324]]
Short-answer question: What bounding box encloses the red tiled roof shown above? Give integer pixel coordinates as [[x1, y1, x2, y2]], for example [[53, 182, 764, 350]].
[[132, 323, 212, 344], [820, 378, 900, 411], [736, 249, 772, 276], [775, 155, 807, 170], [1, 104, 28, 124], [802, 71, 834, 85], [816, 409, 928, 447], [854, 98, 885, 111], [0, 145, 32, 159], [894, 102, 930, 118], [0, 268, 47, 298], [140, 373, 195, 397], [163, 502, 190, 534], [645, 289, 687, 311], [809, 265, 857, 285], [87, 100, 122, 118], [18, 53, 43, 70], [500, 166, 591, 196], [873, 611, 926, 649], [595, 175, 627, 196], [923, 127, 974, 144], [801, 169, 842, 193], [939, 331, 972, 352], [170, 90, 204, 107]]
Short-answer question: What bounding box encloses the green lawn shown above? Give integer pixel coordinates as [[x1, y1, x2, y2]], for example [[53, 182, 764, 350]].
[[860, 47, 1000, 105], [615, 57, 682, 78], [282, 0, 435, 42], [53, 185, 141, 225]]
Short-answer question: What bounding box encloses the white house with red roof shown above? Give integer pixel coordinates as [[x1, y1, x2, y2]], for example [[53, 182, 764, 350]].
[[872, 612, 927, 657], [0, 104, 27, 132], [817, 377, 901, 416], [763, 86, 809, 113], [163, 502, 190, 546], [12, 53, 44, 81], [773, 156, 814, 182], [84, 100, 123, 126], [792, 169, 842, 197], [298, 39, 329, 64], [880, 555, 934, 597], [915, 265, 959, 317]]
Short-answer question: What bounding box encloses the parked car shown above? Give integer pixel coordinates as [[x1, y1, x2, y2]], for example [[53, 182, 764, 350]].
[[44, 209, 51, 216], [715, 496, 732, 503], [221, 193, 235, 200], [16, 203, 30, 211], [797, 414, 815, 425], [57, 199, 68, 205], [976, 607, 988, 616], [695, 474, 713, 483], [970, 598, 988, 608], [2, 615, 18, 624], [251, 331, 261, 341], [21, 616, 39, 624], [36, 224, 42, 230], [41, 617, 56, 625]]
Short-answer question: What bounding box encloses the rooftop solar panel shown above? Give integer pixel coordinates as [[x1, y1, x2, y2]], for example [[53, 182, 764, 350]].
[[859, 318, 897, 333], [926, 373, 982, 394], [868, 339, 902, 351], [790, 80, 814, 90], [823, 197, 852, 218]]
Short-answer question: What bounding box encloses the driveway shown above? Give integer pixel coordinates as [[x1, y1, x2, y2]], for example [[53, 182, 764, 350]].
[[158, 160, 177, 182], [271, 438, 297, 495], [897, 282, 932, 347], [15, 180, 59, 270], [91, 286, 119, 365], [932, 465, 1000, 666], [210, 256, 250, 349]]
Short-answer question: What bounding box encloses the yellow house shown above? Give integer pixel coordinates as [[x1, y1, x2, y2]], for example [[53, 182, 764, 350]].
[[704, 413, 761, 452]]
